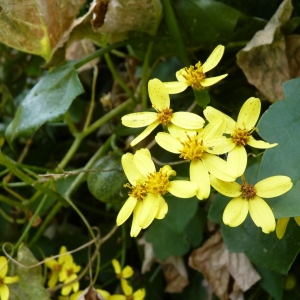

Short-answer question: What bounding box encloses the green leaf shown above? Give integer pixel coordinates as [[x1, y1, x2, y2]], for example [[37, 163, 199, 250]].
[[5, 65, 84, 148], [9, 244, 50, 299], [257, 78, 300, 217], [146, 197, 204, 260], [255, 265, 284, 300], [193, 89, 210, 108]]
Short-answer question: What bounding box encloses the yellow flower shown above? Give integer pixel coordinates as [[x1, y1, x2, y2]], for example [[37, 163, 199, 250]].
[[0, 256, 19, 300], [122, 78, 205, 146], [204, 97, 277, 177], [59, 252, 81, 296], [116, 148, 197, 237], [210, 175, 293, 233], [163, 45, 227, 94], [112, 259, 133, 283], [109, 280, 145, 300], [155, 119, 236, 200], [276, 217, 300, 239], [67, 288, 111, 300], [45, 246, 67, 288]]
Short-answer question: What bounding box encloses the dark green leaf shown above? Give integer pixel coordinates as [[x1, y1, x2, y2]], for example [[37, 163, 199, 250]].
[[194, 89, 210, 108], [5, 65, 84, 147]]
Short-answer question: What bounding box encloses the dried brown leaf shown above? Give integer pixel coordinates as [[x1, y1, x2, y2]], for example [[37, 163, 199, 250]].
[[0, 0, 85, 61], [188, 232, 261, 300], [236, 0, 297, 102]]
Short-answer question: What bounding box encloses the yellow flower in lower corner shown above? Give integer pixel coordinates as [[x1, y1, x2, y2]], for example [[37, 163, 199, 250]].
[[59, 252, 81, 296], [204, 97, 277, 177], [210, 175, 293, 233], [109, 280, 145, 300], [122, 78, 204, 146], [276, 217, 300, 239], [45, 246, 68, 288], [112, 259, 133, 282], [0, 256, 19, 300], [163, 45, 227, 94], [117, 148, 197, 237]]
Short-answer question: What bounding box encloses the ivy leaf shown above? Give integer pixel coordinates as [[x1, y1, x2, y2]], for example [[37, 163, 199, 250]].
[[0, 0, 85, 61], [5, 64, 84, 148]]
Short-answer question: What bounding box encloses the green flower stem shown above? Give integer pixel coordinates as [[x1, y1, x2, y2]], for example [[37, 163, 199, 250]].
[[0, 169, 9, 177], [64, 110, 79, 135], [14, 194, 48, 251], [0, 207, 26, 224], [0, 194, 25, 207], [64, 136, 113, 199], [141, 41, 154, 109], [28, 202, 62, 247], [161, 0, 190, 66], [59, 99, 132, 170], [0, 182, 30, 187], [83, 66, 98, 131], [104, 53, 137, 103], [121, 224, 126, 269]]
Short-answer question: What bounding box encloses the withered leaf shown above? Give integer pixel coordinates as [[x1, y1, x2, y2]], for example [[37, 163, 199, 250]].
[[91, 0, 110, 30], [236, 0, 300, 102], [188, 232, 261, 300], [0, 0, 86, 61]]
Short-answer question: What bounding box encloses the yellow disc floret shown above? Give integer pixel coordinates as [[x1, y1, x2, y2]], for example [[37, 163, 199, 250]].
[[231, 128, 251, 146], [182, 62, 206, 89], [179, 135, 207, 161], [156, 108, 173, 126], [241, 182, 256, 200]]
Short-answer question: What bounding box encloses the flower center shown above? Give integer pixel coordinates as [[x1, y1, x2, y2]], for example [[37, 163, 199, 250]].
[[157, 108, 173, 126], [146, 169, 170, 195], [179, 135, 207, 161], [125, 180, 148, 201], [231, 129, 250, 146], [0, 277, 3, 286], [125, 169, 173, 201], [126, 296, 133, 300], [241, 183, 256, 200], [67, 268, 74, 277], [182, 62, 206, 89], [53, 264, 62, 272]]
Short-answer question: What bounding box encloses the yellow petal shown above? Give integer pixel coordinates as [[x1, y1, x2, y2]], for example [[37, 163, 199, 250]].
[[122, 112, 157, 128], [276, 218, 290, 239], [155, 132, 182, 153], [130, 203, 143, 237], [130, 121, 160, 147], [190, 160, 210, 200], [122, 266, 134, 278], [227, 145, 247, 177], [202, 45, 225, 73], [109, 295, 126, 300], [247, 136, 277, 149], [3, 275, 19, 285], [112, 259, 121, 274], [48, 272, 58, 288], [164, 81, 188, 94], [133, 288, 146, 300], [205, 137, 235, 155], [202, 154, 237, 181], [237, 97, 261, 130], [155, 196, 168, 219], [122, 153, 145, 184], [248, 196, 275, 233], [200, 74, 228, 87], [97, 289, 111, 300], [171, 112, 205, 130], [138, 194, 159, 229], [134, 149, 156, 176], [121, 279, 133, 296], [168, 180, 197, 198], [202, 118, 225, 139], [203, 106, 236, 133], [255, 176, 293, 198], [148, 78, 170, 110], [116, 197, 137, 226], [0, 284, 9, 300], [294, 216, 300, 226], [0, 257, 8, 278], [176, 69, 188, 83], [209, 175, 241, 197], [168, 124, 197, 139], [223, 197, 249, 227]]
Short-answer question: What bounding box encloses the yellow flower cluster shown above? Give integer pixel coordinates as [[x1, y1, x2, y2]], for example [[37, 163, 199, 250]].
[[120, 45, 293, 237], [46, 246, 81, 296]]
